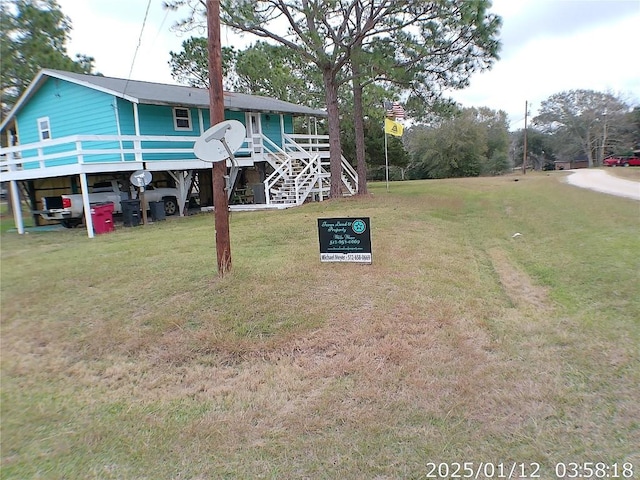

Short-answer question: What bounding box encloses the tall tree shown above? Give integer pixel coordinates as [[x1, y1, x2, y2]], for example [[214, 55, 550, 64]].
[[168, 37, 324, 106], [0, 0, 95, 118], [235, 42, 324, 106], [166, 0, 364, 197], [406, 106, 509, 179], [511, 128, 555, 170], [533, 89, 632, 167], [169, 36, 236, 88], [221, 0, 398, 198], [330, 0, 501, 194], [166, 0, 500, 197], [477, 107, 510, 174]]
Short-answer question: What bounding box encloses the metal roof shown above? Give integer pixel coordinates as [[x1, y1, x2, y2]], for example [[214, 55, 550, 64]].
[[1, 69, 327, 131]]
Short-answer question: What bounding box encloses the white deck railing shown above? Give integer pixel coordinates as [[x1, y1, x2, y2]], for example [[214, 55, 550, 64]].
[[0, 134, 261, 176], [1, 132, 357, 202], [284, 133, 357, 194]]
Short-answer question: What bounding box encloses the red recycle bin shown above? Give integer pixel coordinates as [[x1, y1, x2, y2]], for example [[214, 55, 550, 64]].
[[90, 202, 115, 234]]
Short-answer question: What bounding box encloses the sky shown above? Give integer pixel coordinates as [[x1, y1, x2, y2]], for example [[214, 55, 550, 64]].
[[56, 0, 640, 130]]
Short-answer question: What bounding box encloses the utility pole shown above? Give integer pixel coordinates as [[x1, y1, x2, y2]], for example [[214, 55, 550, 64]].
[[522, 100, 528, 175], [601, 110, 608, 166], [208, 0, 232, 275]]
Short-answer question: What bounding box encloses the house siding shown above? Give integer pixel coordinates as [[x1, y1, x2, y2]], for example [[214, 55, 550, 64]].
[[116, 98, 136, 135], [138, 104, 199, 161], [115, 98, 137, 161], [18, 78, 122, 166], [283, 116, 293, 134], [261, 113, 282, 147], [6, 73, 302, 172], [223, 111, 249, 154]]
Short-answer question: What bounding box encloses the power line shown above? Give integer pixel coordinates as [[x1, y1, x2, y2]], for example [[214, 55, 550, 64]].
[[153, 6, 171, 45], [123, 0, 153, 96]]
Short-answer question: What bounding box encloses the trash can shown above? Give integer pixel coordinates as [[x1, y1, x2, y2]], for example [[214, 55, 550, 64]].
[[121, 199, 141, 227], [149, 201, 166, 221], [90, 202, 115, 234], [252, 183, 266, 204]]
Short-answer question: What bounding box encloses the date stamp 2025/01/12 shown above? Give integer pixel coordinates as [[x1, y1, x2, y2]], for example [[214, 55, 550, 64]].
[[424, 461, 635, 479]]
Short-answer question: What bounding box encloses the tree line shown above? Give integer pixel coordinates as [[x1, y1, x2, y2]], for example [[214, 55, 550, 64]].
[[524, 90, 639, 169], [3, 1, 638, 183], [0, 0, 95, 119], [150, 0, 503, 194], [170, 35, 639, 178]]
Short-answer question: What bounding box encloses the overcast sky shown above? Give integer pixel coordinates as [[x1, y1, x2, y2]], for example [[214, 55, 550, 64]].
[[56, 0, 640, 130]]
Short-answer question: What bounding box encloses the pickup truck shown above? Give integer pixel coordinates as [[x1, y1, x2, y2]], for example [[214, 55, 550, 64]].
[[603, 156, 640, 167], [39, 180, 181, 227]]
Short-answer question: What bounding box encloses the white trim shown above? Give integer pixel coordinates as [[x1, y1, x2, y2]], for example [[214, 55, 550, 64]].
[[133, 104, 141, 136], [246, 113, 262, 154], [173, 107, 193, 131], [133, 104, 142, 162], [39, 69, 141, 103], [0, 70, 140, 132], [113, 99, 125, 162], [9, 180, 24, 234], [37, 116, 51, 141], [79, 173, 94, 239], [198, 109, 205, 133], [280, 114, 285, 148]]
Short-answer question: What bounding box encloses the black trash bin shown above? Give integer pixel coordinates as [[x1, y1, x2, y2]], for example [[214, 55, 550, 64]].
[[149, 201, 166, 221], [121, 199, 141, 227], [252, 183, 266, 204]]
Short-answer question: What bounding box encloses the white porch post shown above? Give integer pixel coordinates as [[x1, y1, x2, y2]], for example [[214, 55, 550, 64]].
[[280, 114, 285, 149], [113, 98, 125, 162], [80, 173, 94, 239], [9, 180, 24, 234], [168, 170, 193, 217], [198, 109, 205, 133], [264, 178, 270, 205], [317, 155, 323, 202], [133, 103, 143, 162]]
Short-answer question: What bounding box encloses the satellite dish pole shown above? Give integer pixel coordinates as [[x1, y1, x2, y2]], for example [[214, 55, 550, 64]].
[[208, 0, 232, 275]]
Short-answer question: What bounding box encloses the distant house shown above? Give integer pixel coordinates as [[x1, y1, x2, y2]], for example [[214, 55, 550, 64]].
[[0, 69, 357, 235], [555, 154, 589, 170]]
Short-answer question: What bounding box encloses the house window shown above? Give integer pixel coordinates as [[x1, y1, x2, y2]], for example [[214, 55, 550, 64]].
[[173, 107, 192, 131], [38, 117, 51, 141]]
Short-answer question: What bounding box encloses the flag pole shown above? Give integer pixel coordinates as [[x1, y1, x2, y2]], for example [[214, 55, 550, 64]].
[[384, 129, 389, 192]]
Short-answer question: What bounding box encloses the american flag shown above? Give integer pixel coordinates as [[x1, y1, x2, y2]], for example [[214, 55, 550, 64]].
[[384, 101, 405, 119]]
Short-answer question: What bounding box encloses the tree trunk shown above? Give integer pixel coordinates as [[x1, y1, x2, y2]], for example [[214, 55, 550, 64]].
[[600, 115, 607, 166], [322, 66, 343, 198], [585, 130, 594, 168], [351, 47, 368, 195]]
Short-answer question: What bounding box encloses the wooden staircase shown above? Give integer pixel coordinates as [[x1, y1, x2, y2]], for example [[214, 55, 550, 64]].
[[262, 136, 358, 206]]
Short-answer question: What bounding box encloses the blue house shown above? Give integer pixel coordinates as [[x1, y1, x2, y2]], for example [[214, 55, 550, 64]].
[[0, 69, 358, 235]]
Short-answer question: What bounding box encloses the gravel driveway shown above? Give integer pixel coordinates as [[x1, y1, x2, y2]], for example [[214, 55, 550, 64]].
[[565, 169, 640, 201]]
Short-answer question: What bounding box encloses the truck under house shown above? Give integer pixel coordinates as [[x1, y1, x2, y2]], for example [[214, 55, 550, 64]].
[[0, 69, 357, 238]]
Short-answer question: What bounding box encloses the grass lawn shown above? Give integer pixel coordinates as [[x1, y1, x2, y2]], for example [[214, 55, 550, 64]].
[[601, 166, 640, 181], [0, 201, 36, 234], [1, 172, 639, 479]]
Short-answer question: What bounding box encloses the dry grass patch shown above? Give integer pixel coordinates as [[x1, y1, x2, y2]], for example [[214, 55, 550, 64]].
[[603, 166, 640, 181], [486, 247, 551, 311], [2, 175, 639, 478]]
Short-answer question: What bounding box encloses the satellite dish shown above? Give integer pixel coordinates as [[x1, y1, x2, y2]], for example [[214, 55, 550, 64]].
[[194, 120, 246, 163], [130, 170, 152, 187]]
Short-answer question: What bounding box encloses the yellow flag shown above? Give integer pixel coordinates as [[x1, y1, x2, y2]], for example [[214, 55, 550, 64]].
[[384, 118, 404, 137]]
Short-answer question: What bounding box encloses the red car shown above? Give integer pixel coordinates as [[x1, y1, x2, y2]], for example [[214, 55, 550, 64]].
[[603, 156, 640, 167]]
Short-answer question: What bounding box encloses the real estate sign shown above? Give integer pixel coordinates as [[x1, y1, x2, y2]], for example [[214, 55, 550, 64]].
[[317, 217, 372, 263]]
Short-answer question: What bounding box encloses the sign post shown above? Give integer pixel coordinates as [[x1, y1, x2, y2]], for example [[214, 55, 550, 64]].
[[318, 217, 372, 263]]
